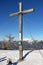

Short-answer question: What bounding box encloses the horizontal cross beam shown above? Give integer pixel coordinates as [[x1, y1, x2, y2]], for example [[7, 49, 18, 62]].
[[9, 8, 34, 17]]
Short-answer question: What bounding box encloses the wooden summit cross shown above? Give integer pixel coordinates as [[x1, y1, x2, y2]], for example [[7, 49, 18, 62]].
[[9, 2, 35, 60]]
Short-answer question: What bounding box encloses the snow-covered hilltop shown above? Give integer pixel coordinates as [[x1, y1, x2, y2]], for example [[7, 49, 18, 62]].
[[0, 50, 43, 65]]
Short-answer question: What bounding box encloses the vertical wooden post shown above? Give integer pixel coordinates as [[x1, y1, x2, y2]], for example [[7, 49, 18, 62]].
[[19, 2, 23, 60]]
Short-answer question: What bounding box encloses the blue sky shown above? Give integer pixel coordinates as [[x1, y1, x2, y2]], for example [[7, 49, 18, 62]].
[[0, 0, 43, 40]]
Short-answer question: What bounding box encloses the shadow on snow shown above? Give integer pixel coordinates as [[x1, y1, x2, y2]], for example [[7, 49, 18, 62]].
[[0, 56, 7, 62], [7, 50, 33, 65], [23, 50, 33, 59]]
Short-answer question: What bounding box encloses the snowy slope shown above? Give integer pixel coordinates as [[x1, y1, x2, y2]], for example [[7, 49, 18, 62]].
[[0, 50, 43, 65]]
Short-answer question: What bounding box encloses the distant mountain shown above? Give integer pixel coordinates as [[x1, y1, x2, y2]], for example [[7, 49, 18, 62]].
[[23, 38, 34, 42], [0, 40, 43, 50], [0, 41, 2, 49]]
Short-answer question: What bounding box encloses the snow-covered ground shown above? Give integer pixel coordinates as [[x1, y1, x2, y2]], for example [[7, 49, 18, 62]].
[[0, 50, 43, 65]]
